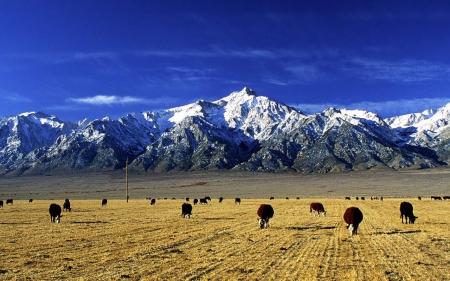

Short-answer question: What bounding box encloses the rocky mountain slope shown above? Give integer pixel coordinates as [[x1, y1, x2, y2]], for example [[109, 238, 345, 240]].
[[1, 88, 449, 175]]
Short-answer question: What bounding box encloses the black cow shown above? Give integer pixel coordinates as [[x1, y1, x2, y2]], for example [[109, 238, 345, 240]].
[[101, 199, 108, 207], [199, 198, 208, 204], [257, 204, 274, 229], [443, 196, 450, 200], [6, 199, 13, 205], [400, 202, 417, 224], [418, 196, 422, 200], [193, 198, 198, 205], [181, 203, 193, 219], [270, 197, 274, 200], [150, 199, 156, 205], [235, 198, 241, 205], [431, 196, 442, 200], [49, 203, 62, 223], [219, 197, 223, 203], [309, 202, 326, 217], [186, 198, 190, 202], [0, 200, 3, 208], [205, 196, 211, 201], [343, 207, 363, 236], [29, 199, 33, 203], [63, 199, 71, 212], [345, 197, 351, 200]]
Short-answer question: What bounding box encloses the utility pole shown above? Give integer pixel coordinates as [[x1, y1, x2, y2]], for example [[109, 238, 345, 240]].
[[126, 158, 129, 203]]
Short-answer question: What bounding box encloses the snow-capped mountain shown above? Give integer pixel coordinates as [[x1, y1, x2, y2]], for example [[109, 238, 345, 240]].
[[1, 88, 449, 175]]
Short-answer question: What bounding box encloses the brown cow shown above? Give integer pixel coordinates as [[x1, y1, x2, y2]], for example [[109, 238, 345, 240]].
[[343, 207, 363, 236], [257, 204, 274, 229], [309, 202, 326, 217]]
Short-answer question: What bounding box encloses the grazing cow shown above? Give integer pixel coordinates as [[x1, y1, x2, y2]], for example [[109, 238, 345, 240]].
[[181, 203, 193, 219], [63, 199, 71, 212], [257, 204, 274, 229], [431, 196, 442, 200], [418, 196, 422, 200], [443, 196, 450, 200], [205, 196, 211, 201], [186, 198, 190, 202], [6, 199, 13, 205], [101, 199, 108, 207], [310, 202, 326, 217], [400, 202, 417, 224], [343, 207, 363, 236], [286, 197, 289, 200], [296, 197, 300, 200], [49, 203, 62, 223], [193, 198, 198, 205], [150, 199, 156, 205], [0, 200, 3, 208], [345, 197, 351, 200], [270, 197, 274, 200], [199, 198, 208, 204], [29, 199, 33, 203], [235, 198, 241, 205], [361, 197, 365, 201], [356, 197, 359, 200], [219, 197, 223, 203]]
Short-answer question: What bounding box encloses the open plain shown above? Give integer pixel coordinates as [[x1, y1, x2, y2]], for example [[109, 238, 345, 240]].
[[1, 168, 450, 280]]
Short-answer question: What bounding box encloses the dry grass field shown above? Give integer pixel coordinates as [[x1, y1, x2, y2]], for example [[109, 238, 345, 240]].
[[1, 198, 450, 281], [1, 169, 450, 280]]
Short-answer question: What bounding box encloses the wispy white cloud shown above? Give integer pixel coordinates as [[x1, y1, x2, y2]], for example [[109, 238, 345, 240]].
[[68, 95, 175, 106], [343, 58, 450, 82], [291, 97, 450, 118], [0, 89, 32, 102]]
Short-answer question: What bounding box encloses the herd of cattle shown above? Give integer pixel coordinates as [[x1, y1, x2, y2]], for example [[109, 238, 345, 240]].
[[0, 192, 426, 235], [0, 195, 430, 235]]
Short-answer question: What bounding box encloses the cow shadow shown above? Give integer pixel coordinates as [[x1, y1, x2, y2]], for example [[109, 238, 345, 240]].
[[72, 221, 109, 224], [287, 225, 336, 231]]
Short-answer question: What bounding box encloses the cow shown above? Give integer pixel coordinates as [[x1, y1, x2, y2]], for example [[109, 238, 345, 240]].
[[181, 203, 193, 219], [361, 197, 365, 201], [29, 199, 33, 203], [6, 199, 13, 205], [205, 196, 211, 201], [101, 199, 108, 207], [443, 196, 450, 200], [186, 198, 190, 202], [343, 207, 363, 236], [235, 198, 241, 205], [0, 200, 3, 208], [286, 197, 289, 200], [150, 199, 156, 205], [257, 204, 274, 229], [345, 197, 351, 200], [49, 203, 62, 223], [431, 196, 442, 200], [310, 202, 326, 217], [219, 197, 223, 203], [199, 198, 208, 204], [400, 202, 417, 224], [193, 198, 198, 205], [270, 197, 274, 200], [418, 196, 422, 201], [63, 199, 71, 212]]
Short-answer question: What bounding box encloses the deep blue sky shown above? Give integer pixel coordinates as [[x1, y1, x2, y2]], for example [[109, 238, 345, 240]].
[[1, 0, 450, 122]]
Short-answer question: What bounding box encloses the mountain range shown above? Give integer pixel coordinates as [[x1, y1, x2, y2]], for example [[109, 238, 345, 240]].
[[1, 87, 449, 176]]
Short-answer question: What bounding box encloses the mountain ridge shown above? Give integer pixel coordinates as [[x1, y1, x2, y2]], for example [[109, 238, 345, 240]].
[[1, 88, 449, 175]]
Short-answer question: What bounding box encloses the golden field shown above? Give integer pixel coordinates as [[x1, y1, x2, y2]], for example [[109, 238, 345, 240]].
[[1, 169, 450, 280]]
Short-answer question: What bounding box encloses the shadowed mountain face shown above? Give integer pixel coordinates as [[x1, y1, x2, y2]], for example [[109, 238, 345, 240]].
[[1, 88, 449, 175]]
